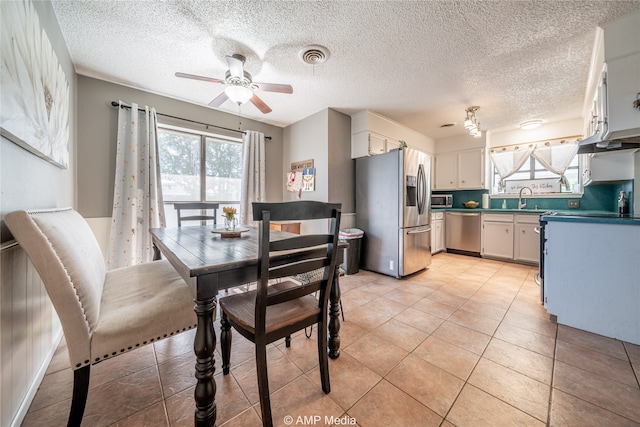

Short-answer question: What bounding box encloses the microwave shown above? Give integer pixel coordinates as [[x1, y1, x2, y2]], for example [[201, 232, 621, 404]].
[[431, 194, 453, 208]]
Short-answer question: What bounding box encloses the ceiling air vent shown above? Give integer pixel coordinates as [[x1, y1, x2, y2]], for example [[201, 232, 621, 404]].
[[299, 45, 330, 65]]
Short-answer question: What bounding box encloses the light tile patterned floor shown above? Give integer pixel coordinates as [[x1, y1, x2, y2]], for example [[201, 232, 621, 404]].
[[23, 253, 640, 426]]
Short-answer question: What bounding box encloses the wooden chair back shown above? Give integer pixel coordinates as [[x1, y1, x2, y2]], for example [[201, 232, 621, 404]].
[[252, 201, 342, 340], [174, 202, 219, 226]]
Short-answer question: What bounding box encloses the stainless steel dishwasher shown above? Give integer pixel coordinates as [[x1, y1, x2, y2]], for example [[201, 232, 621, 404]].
[[445, 211, 481, 255]]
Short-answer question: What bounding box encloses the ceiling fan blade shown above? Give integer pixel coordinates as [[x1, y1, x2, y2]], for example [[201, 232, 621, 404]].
[[252, 82, 293, 94], [175, 72, 224, 84], [226, 55, 244, 79], [208, 91, 229, 107], [250, 93, 272, 114]]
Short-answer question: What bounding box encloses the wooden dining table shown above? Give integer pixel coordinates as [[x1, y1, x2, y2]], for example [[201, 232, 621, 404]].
[[150, 225, 344, 427]]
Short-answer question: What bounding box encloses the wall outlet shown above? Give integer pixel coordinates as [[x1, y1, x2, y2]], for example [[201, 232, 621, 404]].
[[389, 260, 394, 271], [568, 200, 580, 208]]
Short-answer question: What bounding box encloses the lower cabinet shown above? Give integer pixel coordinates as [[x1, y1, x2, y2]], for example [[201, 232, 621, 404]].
[[431, 211, 445, 254], [482, 214, 514, 259], [481, 213, 540, 264], [514, 215, 540, 263]]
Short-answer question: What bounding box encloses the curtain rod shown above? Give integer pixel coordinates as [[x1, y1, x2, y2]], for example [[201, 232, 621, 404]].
[[110, 101, 271, 140]]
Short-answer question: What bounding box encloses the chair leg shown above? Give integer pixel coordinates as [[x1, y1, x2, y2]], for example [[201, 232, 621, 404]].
[[220, 312, 232, 375], [67, 365, 90, 427], [317, 320, 330, 394], [255, 343, 273, 427], [285, 335, 291, 347]]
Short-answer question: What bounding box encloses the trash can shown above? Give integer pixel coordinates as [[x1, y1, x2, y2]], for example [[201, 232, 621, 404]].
[[339, 228, 364, 275]]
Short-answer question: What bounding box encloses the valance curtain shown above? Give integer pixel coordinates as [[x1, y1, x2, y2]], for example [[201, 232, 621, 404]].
[[489, 144, 535, 190], [531, 139, 579, 190], [240, 131, 266, 225], [108, 101, 165, 269]]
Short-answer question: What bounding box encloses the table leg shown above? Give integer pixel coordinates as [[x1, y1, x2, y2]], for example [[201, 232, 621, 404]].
[[194, 296, 217, 427], [328, 267, 341, 359]]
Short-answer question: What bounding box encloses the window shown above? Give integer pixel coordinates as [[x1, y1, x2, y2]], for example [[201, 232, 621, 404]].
[[490, 138, 581, 195], [491, 155, 580, 194], [157, 125, 242, 226]]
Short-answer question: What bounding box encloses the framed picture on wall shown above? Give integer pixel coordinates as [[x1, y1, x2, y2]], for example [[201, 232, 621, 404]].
[[0, 0, 70, 169]]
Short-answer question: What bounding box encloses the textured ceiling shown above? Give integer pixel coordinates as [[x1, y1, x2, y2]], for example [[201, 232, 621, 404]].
[[50, 0, 640, 140]]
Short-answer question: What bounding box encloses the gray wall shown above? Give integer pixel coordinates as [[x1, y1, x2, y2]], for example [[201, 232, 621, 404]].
[[1, 1, 76, 241], [76, 76, 284, 218], [327, 109, 355, 213], [282, 108, 355, 232], [1, 1, 74, 425]]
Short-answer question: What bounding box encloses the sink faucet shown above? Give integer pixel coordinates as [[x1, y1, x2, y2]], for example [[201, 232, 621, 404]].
[[518, 187, 533, 210]]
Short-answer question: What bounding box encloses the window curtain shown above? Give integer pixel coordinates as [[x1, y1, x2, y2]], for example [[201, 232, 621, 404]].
[[489, 144, 535, 190], [240, 131, 266, 225], [108, 101, 165, 268], [531, 139, 579, 190]]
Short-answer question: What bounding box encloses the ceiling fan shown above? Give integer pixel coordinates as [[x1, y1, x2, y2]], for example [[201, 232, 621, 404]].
[[175, 54, 293, 114]]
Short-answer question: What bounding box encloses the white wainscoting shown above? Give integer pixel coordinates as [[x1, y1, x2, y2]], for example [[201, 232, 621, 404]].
[[1, 241, 62, 427]]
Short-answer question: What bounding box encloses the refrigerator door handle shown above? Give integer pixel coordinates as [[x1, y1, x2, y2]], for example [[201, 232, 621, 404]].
[[407, 226, 431, 235], [417, 164, 426, 215]]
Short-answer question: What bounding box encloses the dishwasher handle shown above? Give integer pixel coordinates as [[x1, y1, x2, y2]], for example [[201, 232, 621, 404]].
[[446, 212, 480, 217]]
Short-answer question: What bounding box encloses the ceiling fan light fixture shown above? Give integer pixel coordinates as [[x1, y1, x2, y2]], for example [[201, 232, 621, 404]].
[[520, 120, 542, 130], [225, 85, 253, 104]]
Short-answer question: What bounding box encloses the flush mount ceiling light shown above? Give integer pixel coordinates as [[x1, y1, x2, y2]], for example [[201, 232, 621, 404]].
[[464, 106, 482, 138], [520, 120, 542, 130]]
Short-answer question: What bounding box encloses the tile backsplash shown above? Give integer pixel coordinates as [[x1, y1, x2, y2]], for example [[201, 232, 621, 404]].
[[433, 180, 633, 213]]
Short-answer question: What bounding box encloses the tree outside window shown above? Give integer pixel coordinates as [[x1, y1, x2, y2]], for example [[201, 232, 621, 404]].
[[157, 126, 242, 226]]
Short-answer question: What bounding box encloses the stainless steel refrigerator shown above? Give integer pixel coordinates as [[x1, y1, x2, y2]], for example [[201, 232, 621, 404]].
[[356, 147, 431, 278]]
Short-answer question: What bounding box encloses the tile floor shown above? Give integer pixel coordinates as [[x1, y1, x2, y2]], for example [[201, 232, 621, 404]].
[[23, 253, 640, 426]]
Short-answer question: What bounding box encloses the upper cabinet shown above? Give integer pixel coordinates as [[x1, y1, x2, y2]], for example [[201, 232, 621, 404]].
[[350, 110, 435, 158], [584, 11, 640, 141], [606, 53, 640, 140], [434, 148, 486, 190], [351, 131, 402, 157], [583, 149, 635, 185]]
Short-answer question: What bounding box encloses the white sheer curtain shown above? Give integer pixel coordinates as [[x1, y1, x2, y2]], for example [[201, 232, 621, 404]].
[[489, 144, 535, 190], [108, 101, 165, 268], [531, 139, 579, 190], [240, 131, 266, 225]]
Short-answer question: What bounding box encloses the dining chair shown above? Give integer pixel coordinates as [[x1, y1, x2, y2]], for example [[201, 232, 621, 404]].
[[5, 208, 197, 427], [219, 201, 341, 427], [175, 201, 219, 226]]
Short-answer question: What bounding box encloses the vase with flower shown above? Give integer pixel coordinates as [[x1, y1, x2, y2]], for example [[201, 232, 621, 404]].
[[222, 207, 238, 231]]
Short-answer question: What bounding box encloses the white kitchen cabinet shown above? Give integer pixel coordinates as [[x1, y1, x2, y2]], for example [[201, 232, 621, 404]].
[[435, 148, 485, 190], [482, 213, 540, 264], [514, 215, 540, 264], [434, 152, 457, 189], [431, 211, 445, 254], [351, 131, 386, 158], [606, 53, 640, 140], [458, 149, 485, 189], [583, 149, 635, 185], [482, 214, 514, 260]]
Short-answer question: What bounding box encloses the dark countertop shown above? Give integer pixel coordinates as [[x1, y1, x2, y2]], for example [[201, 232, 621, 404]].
[[432, 208, 640, 225], [540, 213, 640, 225]]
